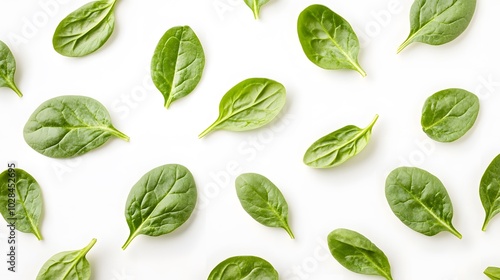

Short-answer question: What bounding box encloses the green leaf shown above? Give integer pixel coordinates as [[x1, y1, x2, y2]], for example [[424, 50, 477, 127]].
[[421, 88, 479, 142], [385, 167, 462, 238], [235, 173, 294, 239], [199, 78, 286, 138], [328, 228, 393, 280], [398, 0, 476, 53], [480, 154, 500, 231], [53, 0, 118, 57], [151, 26, 205, 109], [243, 0, 270, 19], [485, 267, 500, 280], [36, 238, 96, 280], [0, 40, 22, 97], [24, 96, 129, 158], [303, 115, 378, 168], [208, 256, 279, 280], [297, 4, 366, 77], [0, 168, 43, 240], [122, 164, 197, 250]]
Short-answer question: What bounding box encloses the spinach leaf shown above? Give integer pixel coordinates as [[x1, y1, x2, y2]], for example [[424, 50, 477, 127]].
[[243, 0, 270, 19], [328, 228, 393, 280], [385, 167, 462, 238], [303, 115, 378, 168], [0, 40, 22, 97], [485, 267, 500, 280], [0, 168, 43, 240], [480, 154, 500, 231], [151, 26, 205, 109], [208, 256, 279, 280], [53, 0, 118, 57], [36, 238, 96, 280], [199, 78, 286, 138], [235, 173, 294, 239], [297, 4, 366, 77], [421, 88, 479, 142], [398, 0, 476, 53], [24, 95, 129, 158], [122, 164, 197, 250]]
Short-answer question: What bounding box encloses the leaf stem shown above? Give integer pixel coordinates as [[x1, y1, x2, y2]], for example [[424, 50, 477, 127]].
[[354, 63, 367, 77], [482, 216, 491, 232], [397, 38, 412, 54], [449, 225, 462, 239], [367, 114, 379, 129], [33, 226, 43, 240], [283, 223, 295, 239], [8, 81, 23, 97], [122, 233, 137, 250], [110, 127, 130, 142], [81, 238, 97, 256], [198, 121, 219, 139]]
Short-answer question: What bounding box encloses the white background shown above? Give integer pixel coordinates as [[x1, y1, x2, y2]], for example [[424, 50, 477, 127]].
[[1, 0, 500, 279]]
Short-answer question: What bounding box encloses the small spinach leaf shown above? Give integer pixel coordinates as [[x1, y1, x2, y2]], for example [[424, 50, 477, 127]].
[[243, 0, 270, 19], [199, 78, 286, 138], [53, 0, 118, 57], [421, 88, 479, 142], [0, 40, 22, 97], [151, 26, 205, 109], [398, 0, 476, 53], [122, 164, 197, 250], [485, 267, 500, 280], [304, 115, 378, 168], [235, 173, 294, 239], [0, 168, 43, 240], [385, 167, 462, 238], [480, 154, 500, 231], [297, 4, 366, 76], [36, 238, 96, 280], [23, 95, 129, 158], [328, 228, 393, 280], [208, 256, 279, 280]]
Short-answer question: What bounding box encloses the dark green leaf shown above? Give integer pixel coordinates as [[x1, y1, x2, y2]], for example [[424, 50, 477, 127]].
[[385, 167, 462, 238], [243, 0, 270, 19], [208, 256, 279, 280], [235, 173, 294, 239], [328, 228, 393, 280], [0, 168, 43, 240], [297, 4, 366, 76], [398, 0, 476, 53], [36, 238, 96, 280], [23, 95, 129, 158], [199, 78, 286, 138], [485, 267, 500, 280], [480, 154, 500, 231], [53, 0, 118, 57], [151, 26, 205, 109], [303, 115, 378, 168], [122, 164, 197, 250], [421, 88, 479, 142], [0, 40, 22, 97]]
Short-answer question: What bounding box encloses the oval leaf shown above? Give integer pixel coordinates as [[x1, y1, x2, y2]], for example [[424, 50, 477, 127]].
[[385, 167, 462, 238], [480, 154, 500, 231], [208, 256, 279, 280], [0, 40, 22, 97], [53, 0, 117, 57], [0, 168, 43, 240], [398, 0, 476, 53], [36, 238, 96, 280], [122, 164, 197, 250], [303, 115, 378, 168], [235, 173, 294, 239], [485, 267, 500, 280], [328, 228, 393, 280], [23, 95, 129, 158], [151, 26, 205, 109], [243, 0, 270, 19], [421, 88, 479, 142], [199, 78, 286, 138], [297, 4, 366, 77]]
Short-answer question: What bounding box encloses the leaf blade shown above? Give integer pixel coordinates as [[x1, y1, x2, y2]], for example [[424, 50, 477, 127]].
[[235, 173, 294, 239], [485, 267, 500, 280], [243, 0, 270, 19], [480, 154, 500, 231], [208, 256, 279, 280], [0, 40, 22, 97], [122, 164, 197, 250], [385, 167, 462, 238]]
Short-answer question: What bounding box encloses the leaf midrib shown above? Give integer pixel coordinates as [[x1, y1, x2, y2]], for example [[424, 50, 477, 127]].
[[351, 246, 392, 280], [14, 178, 41, 239]]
